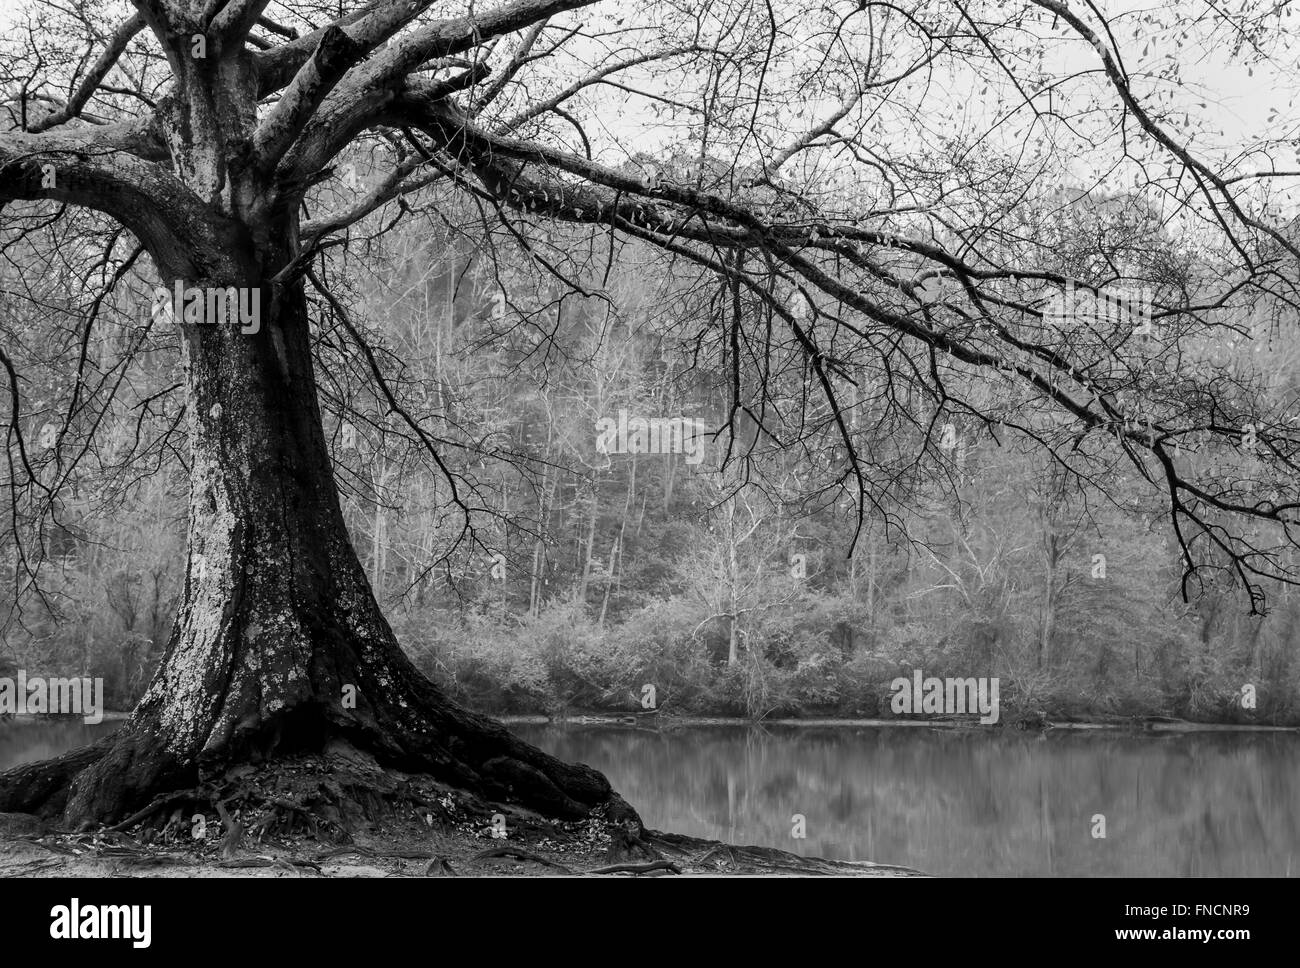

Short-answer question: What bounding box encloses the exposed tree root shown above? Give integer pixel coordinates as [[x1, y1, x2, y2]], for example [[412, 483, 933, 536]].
[[0, 738, 113, 819], [590, 860, 681, 875], [0, 746, 649, 875], [8, 859, 63, 876], [0, 676, 642, 839], [470, 845, 574, 873], [113, 855, 193, 869], [425, 856, 457, 876], [216, 856, 323, 873], [603, 824, 661, 864], [11, 836, 74, 856], [0, 747, 922, 877], [104, 789, 203, 834], [645, 829, 928, 876]]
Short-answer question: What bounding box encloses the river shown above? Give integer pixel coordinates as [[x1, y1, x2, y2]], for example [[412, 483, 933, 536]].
[[2, 718, 1296, 876]]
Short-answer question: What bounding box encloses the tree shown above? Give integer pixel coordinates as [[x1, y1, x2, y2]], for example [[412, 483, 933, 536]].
[[1, 0, 1298, 827]]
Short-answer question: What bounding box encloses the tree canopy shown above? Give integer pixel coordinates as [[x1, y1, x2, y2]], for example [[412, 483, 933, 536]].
[[2, 0, 1299, 614]]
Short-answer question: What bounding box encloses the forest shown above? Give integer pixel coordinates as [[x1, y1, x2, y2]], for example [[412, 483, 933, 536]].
[[4, 177, 1296, 726]]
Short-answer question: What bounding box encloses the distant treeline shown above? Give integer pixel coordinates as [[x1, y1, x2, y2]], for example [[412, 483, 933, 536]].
[[2, 194, 1297, 725]]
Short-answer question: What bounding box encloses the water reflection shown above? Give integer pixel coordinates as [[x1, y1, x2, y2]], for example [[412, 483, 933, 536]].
[[0, 719, 119, 772], [514, 724, 1300, 877]]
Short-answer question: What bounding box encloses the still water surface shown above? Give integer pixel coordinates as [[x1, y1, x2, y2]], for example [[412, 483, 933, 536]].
[[514, 723, 1300, 876], [2, 718, 1295, 876]]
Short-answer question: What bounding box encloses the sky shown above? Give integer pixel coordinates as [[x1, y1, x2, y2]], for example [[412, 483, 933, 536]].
[[3, 0, 1298, 217]]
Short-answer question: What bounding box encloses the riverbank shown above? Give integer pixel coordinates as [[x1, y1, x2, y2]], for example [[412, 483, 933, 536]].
[[0, 821, 923, 877], [0, 744, 922, 878], [499, 712, 1300, 732], [5, 707, 1297, 734]]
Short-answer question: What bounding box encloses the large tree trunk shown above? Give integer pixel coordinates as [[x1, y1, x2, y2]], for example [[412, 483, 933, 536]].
[[0, 25, 637, 831], [1, 257, 638, 830]]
